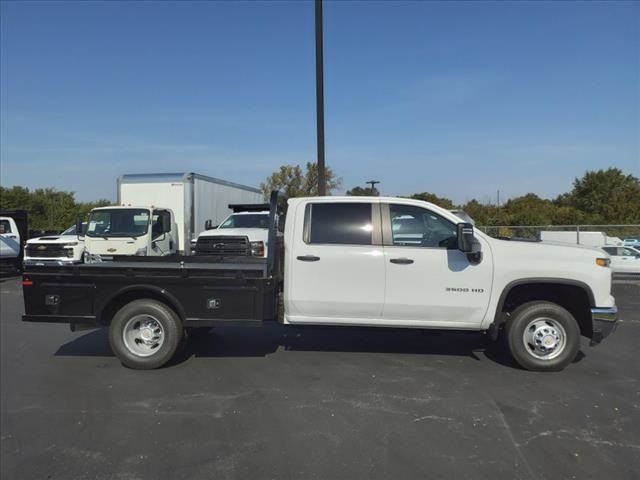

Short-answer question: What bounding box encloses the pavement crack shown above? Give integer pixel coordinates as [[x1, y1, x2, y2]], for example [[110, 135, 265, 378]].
[[488, 395, 538, 480]]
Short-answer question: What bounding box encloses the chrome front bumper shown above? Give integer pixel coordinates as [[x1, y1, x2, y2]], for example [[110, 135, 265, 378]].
[[590, 306, 618, 345]]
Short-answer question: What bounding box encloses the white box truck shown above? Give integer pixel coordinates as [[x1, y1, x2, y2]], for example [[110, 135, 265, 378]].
[[83, 172, 262, 261]]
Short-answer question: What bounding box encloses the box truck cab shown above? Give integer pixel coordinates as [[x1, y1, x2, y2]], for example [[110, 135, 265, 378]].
[[84, 206, 175, 262]]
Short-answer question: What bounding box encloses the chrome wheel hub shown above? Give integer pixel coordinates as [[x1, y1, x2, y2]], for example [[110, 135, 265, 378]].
[[522, 317, 567, 360], [122, 315, 165, 357]]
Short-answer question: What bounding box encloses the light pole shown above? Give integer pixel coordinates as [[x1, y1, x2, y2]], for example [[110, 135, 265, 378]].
[[315, 0, 326, 196]]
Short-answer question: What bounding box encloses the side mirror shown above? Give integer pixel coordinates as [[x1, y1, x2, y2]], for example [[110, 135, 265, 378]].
[[75, 216, 84, 239], [161, 214, 171, 233], [457, 223, 474, 253], [204, 219, 213, 230]]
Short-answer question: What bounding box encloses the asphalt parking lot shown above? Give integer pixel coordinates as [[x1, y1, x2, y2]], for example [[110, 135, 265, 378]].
[[1, 276, 639, 480]]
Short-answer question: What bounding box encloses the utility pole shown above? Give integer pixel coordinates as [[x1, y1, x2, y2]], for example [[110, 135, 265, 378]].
[[315, 0, 326, 196], [366, 180, 380, 196]]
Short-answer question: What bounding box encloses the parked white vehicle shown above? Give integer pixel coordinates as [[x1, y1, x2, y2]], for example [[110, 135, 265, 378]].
[[0, 216, 21, 244], [0, 235, 20, 267], [602, 246, 640, 274], [84, 172, 262, 261], [24, 224, 86, 266], [0, 211, 27, 273], [195, 206, 273, 257], [540, 230, 621, 247]]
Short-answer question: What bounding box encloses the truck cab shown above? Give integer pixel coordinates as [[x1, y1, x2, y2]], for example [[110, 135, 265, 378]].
[[195, 204, 278, 258], [24, 223, 86, 266], [83, 206, 176, 262]]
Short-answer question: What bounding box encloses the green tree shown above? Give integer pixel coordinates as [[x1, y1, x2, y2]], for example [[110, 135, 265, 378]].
[[461, 199, 492, 226], [563, 168, 640, 223], [260, 162, 341, 198], [500, 193, 555, 226], [0, 186, 31, 210], [0, 186, 112, 233], [407, 192, 454, 209], [346, 186, 378, 196]]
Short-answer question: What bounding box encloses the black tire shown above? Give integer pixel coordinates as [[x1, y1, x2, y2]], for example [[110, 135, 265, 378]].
[[109, 299, 183, 370], [505, 301, 580, 372]]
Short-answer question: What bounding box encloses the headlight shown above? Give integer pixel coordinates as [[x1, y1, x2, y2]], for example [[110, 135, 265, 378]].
[[250, 241, 265, 257], [135, 247, 148, 256], [64, 242, 79, 247], [596, 257, 610, 267]]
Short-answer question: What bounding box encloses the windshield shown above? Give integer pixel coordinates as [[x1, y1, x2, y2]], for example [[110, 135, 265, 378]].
[[61, 223, 86, 236], [219, 213, 269, 229], [86, 209, 150, 237]]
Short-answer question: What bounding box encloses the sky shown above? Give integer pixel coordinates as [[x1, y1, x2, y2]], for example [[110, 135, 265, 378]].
[[1, 0, 639, 204]]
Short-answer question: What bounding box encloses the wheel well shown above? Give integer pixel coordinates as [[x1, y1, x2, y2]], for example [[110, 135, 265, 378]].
[[500, 283, 593, 338], [98, 290, 184, 326]]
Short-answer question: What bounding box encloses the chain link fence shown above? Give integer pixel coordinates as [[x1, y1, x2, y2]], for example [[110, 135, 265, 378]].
[[479, 224, 640, 244]]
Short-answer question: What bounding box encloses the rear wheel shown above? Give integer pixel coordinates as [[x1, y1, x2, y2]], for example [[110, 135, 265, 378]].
[[109, 299, 182, 369], [505, 301, 580, 371]]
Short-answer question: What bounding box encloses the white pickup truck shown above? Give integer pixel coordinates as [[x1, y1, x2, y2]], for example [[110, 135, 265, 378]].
[[195, 204, 274, 258], [22, 193, 618, 371], [24, 223, 86, 266]]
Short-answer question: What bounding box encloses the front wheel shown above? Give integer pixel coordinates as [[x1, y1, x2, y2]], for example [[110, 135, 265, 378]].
[[505, 301, 580, 371], [109, 299, 183, 369]]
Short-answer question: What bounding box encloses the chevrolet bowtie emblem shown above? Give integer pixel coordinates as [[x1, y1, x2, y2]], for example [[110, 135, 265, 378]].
[[37, 245, 47, 250], [107, 248, 117, 253]]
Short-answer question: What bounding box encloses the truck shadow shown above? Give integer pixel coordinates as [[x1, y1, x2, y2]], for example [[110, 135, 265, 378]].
[[54, 323, 585, 369], [0, 274, 21, 283]]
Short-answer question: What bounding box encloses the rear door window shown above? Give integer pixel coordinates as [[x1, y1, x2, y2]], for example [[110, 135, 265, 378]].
[[305, 203, 373, 245]]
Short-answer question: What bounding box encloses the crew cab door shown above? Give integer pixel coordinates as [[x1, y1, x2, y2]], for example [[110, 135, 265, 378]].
[[381, 203, 492, 328], [285, 201, 385, 323]]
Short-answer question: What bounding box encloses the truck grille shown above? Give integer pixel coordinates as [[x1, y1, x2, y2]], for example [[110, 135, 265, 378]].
[[195, 236, 250, 256], [25, 244, 70, 258]]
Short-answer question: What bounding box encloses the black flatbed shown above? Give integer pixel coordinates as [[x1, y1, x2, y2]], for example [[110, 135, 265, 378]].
[[22, 192, 284, 331]]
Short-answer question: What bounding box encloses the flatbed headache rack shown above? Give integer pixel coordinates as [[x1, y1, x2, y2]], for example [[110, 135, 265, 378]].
[[228, 203, 271, 213]]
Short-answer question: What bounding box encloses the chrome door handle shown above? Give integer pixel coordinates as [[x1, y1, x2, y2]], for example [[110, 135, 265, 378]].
[[297, 255, 320, 262], [390, 257, 414, 265]]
